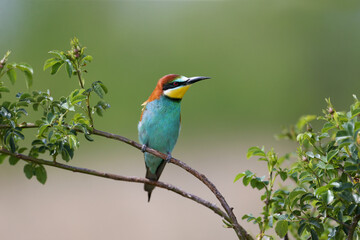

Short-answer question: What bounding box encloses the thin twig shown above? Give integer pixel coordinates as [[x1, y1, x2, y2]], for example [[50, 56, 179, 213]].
[[0, 147, 230, 223]]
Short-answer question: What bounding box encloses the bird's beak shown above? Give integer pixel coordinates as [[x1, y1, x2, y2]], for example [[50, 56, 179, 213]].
[[186, 76, 211, 85]]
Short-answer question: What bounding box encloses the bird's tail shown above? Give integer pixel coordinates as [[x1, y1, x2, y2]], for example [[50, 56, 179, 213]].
[[144, 159, 166, 202]]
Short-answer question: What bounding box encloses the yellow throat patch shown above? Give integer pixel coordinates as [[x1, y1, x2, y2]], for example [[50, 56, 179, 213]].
[[163, 85, 190, 99]]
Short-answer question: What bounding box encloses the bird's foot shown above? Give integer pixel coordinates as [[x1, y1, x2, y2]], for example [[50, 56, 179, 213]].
[[141, 144, 147, 153], [165, 153, 172, 163]]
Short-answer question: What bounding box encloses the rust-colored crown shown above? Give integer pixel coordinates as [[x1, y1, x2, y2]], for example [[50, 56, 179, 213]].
[[140, 74, 180, 121]]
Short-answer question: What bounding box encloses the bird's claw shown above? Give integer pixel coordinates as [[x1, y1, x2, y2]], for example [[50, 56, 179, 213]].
[[165, 154, 172, 163], [141, 144, 147, 153]]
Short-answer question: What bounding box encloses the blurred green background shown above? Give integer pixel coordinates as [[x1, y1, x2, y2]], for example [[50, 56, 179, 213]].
[[1, 1, 360, 240]]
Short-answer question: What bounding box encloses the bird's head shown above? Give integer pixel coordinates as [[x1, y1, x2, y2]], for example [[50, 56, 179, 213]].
[[160, 74, 210, 100], [144, 74, 210, 105]]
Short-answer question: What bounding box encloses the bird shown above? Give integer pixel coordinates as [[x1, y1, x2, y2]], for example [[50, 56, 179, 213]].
[[138, 74, 210, 201]]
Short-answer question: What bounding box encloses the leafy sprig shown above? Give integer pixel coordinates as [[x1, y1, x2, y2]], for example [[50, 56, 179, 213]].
[[0, 38, 110, 184], [236, 95, 360, 239]]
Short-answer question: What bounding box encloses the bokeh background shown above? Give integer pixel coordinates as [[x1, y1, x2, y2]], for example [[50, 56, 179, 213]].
[[1, 1, 360, 239]]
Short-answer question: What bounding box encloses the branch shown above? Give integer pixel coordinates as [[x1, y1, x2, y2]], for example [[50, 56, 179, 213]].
[[91, 128, 252, 240], [0, 123, 37, 129], [0, 124, 253, 240], [347, 213, 360, 240], [0, 147, 230, 223]]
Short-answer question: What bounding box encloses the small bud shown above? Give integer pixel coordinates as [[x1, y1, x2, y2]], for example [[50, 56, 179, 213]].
[[73, 48, 79, 54], [354, 177, 360, 183], [0, 64, 3, 69], [75, 53, 80, 58], [0, 59, 5, 65], [302, 156, 308, 162], [328, 107, 334, 114], [306, 124, 313, 132]]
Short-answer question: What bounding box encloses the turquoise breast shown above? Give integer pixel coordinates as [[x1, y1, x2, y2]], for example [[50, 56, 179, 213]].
[[138, 95, 181, 173]]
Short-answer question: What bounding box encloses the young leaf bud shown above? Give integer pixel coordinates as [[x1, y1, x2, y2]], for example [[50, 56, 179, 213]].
[[328, 107, 334, 114], [306, 124, 313, 132]]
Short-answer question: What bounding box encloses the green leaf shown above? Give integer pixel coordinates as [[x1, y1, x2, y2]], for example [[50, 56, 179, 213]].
[[327, 149, 339, 162], [314, 185, 329, 197], [279, 171, 287, 181], [306, 151, 315, 158], [242, 171, 254, 186], [338, 191, 354, 202], [275, 220, 288, 238], [289, 188, 306, 202], [298, 222, 306, 236], [13, 130, 25, 140], [48, 50, 66, 60], [46, 112, 56, 124], [65, 59, 73, 78], [9, 155, 20, 165], [322, 122, 335, 133], [50, 61, 64, 75], [310, 229, 319, 240], [247, 146, 266, 159], [43, 58, 60, 70], [0, 86, 10, 92], [99, 82, 108, 94], [255, 181, 265, 190], [9, 135, 16, 152], [92, 81, 106, 99], [24, 70, 33, 88], [33, 103, 39, 111], [16, 63, 33, 73], [61, 143, 74, 162], [81, 55, 93, 64], [351, 108, 360, 118], [35, 165, 47, 184], [296, 115, 317, 131], [347, 204, 357, 215], [234, 173, 246, 183], [67, 134, 78, 149], [6, 68, 16, 84], [70, 89, 86, 105], [23, 164, 34, 179], [38, 124, 50, 137], [84, 133, 94, 142]]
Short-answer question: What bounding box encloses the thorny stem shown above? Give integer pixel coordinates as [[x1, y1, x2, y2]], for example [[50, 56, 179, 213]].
[[0, 123, 253, 240]]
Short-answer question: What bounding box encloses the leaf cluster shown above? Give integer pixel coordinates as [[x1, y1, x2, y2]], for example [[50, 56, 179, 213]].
[[0, 38, 110, 184], [236, 96, 360, 239]]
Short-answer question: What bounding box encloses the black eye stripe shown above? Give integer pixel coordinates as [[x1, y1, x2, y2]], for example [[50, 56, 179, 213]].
[[163, 81, 186, 90]]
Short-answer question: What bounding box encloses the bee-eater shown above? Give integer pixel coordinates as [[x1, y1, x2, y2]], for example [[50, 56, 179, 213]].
[[138, 74, 210, 201]]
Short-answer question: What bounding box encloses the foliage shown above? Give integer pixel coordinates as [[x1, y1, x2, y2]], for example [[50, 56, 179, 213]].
[[235, 96, 360, 239], [3, 38, 360, 240], [0, 38, 109, 184]]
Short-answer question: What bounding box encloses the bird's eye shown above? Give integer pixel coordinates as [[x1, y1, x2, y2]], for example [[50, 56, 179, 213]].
[[173, 82, 179, 86]]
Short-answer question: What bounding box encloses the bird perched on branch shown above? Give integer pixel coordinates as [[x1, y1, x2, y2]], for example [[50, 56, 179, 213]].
[[138, 74, 210, 201]]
